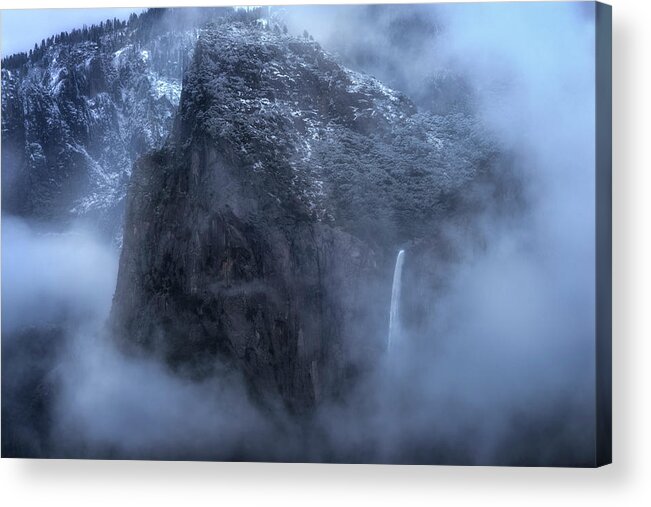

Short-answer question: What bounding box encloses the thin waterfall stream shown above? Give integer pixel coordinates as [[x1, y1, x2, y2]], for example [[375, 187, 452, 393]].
[[388, 249, 405, 351]]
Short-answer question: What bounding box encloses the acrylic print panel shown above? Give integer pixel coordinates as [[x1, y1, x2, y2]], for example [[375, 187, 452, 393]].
[[0, 2, 611, 466]]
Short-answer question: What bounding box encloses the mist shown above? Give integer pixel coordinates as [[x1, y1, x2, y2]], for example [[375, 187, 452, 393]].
[[2, 216, 119, 334], [2, 3, 597, 465], [2, 216, 294, 461], [276, 2, 596, 464]]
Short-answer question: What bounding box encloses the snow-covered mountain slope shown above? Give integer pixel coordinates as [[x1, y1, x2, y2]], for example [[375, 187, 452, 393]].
[[1, 7, 496, 246], [173, 21, 500, 247], [1, 12, 200, 240]]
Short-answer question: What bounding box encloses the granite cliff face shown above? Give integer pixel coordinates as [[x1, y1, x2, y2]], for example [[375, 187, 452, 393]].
[[111, 20, 503, 411]]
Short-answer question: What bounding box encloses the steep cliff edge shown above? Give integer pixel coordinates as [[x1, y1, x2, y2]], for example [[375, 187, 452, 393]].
[[110, 20, 503, 411]]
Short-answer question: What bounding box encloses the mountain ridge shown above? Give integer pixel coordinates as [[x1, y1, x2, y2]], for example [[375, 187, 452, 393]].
[[110, 19, 505, 410]]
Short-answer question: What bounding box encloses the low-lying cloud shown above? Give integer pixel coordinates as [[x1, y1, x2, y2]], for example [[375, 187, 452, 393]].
[[2, 217, 119, 333]]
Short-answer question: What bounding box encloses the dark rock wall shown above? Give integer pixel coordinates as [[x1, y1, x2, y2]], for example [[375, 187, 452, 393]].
[[112, 140, 384, 411]]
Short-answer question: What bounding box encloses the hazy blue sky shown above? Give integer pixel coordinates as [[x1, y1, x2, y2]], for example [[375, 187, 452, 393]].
[[1, 8, 142, 56]]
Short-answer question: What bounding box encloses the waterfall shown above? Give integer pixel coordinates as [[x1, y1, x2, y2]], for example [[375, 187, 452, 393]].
[[388, 249, 405, 351]]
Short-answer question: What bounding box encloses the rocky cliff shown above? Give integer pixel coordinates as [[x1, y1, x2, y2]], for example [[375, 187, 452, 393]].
[[110, 19, 503, 412]]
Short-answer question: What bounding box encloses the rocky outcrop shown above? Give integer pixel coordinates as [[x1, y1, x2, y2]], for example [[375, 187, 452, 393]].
[[110, 20, 503, 411], [112, 140, 385, 412]]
